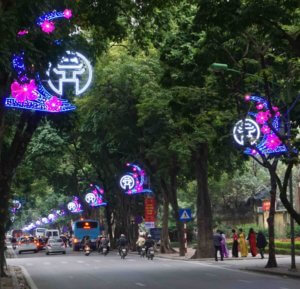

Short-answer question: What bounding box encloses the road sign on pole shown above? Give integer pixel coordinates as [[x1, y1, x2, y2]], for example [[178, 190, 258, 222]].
[[179, 209, 192, 222]]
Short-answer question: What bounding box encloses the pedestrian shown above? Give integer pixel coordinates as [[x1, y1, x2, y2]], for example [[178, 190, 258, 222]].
[[247, 228, 257, 257], [256, 231, 268, 259], [220, 231, 229, 258], [231, 229, 239, 257], [213, 230, 224, 261], [238, 228, 248, 257]]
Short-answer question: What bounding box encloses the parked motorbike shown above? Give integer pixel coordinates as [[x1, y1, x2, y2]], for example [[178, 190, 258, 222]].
[[147, 247, 154, 260], [84, 245, 91, 256], [102, 246, 108, 256]]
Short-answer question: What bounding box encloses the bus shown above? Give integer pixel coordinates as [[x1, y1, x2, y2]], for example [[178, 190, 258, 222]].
[[33, 228, 46, 238], [72, 219, 100, 251]]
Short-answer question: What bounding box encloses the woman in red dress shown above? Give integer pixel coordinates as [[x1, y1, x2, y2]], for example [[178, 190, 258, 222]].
[[247, 228, 257, 257]]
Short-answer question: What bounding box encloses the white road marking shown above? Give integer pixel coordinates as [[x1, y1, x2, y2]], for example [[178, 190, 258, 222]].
[[238, 280, 252, 283], [128, 259, 135, 262], [43, 262, 51, 265], [77, 260, 84, 263], [280, 287, 290, 289], [61, 261, 68, 264], [93, 260, 101, 263], [136, 283, 146, 287], [26, 263, 33, 267]]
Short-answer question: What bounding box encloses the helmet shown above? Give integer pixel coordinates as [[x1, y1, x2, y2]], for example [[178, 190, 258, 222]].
[[148, 234, 152, 238], [121, 234, 125, 237]]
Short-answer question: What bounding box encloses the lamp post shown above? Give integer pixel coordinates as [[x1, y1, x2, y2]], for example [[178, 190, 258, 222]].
[[212, 62, 298, 270]]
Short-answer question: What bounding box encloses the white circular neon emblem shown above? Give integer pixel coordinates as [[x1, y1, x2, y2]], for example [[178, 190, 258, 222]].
[[85, 193, 97, 204], [67, 201, 76, 212], [120, 175, 135, 190], [233, 118, 261, 146], [47, 51, 93, 96]]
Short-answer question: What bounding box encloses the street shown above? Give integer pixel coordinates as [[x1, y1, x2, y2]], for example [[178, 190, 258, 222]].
[[7, 249, 300, 289]]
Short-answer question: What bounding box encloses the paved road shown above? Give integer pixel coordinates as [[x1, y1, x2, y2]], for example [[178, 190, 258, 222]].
[[7, 249, 300, 289]]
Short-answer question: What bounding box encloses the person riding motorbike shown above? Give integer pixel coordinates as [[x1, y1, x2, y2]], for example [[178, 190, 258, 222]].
[[117, 234, 128, 255], [136, 234, 146, 255], [83, 236, 91, 252], [11, 237, 17, 249], [99, 235, 110, 253], [145, 234, 155, 255]]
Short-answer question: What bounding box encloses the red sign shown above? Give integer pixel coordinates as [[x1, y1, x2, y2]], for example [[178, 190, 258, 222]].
[[262, 200, 271, 212], [144, 197, 156, 222]]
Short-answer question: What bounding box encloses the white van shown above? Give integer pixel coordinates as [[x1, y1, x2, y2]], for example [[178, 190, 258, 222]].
[[45, 229, 60, 238], [34, 228, 46, 238]]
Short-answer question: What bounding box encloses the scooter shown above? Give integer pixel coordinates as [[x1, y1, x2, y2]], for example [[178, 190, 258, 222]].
[[147, 247, 154, 260], [140, 247, 146, 258], [102, 246, 109, 256], [84, 245, 91, 256], [120, 247, 127, 259]]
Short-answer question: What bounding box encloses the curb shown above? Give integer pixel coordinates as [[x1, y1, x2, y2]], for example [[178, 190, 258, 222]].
[[19, 266, 38, 289], [9, 266, 20, 289], [244, 268, 300, 279]]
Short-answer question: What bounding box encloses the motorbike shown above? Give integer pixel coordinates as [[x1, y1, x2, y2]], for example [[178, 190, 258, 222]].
[[102, 246, 108, 256], [84, 245, 91, 256], [147, 247, 154, 260], [140, 247, 146, 258], [120, 247, 127, 259]]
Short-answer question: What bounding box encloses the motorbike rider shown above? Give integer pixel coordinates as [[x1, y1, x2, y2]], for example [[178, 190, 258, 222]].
[[117, 234, 128, 255], [99, 235, 110, 253], [145, 234, 155, 255], [83, 236, 91, 251], [136, 233, 146, 255]]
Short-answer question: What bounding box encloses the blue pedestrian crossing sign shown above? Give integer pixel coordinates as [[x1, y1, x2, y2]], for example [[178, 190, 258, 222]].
[[179, 208, 192, 222]]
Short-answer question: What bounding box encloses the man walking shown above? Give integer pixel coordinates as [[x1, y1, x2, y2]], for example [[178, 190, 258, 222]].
[[213, 230, 224, 261]]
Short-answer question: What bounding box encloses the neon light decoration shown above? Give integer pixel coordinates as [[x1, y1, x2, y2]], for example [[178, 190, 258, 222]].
[[46, 51, 93, 96], [233, 118, 261, 146], [233, 94, 287, 157], [5, 8, 78, 113], [67, 196, 83, 213], [36, 221, 41, 226], [42, 217, 49, 224], [120, 163, 151, 195], [84, 184, 107, 207]]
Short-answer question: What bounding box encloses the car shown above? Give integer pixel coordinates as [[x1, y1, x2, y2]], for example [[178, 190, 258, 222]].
[[17, 237, 38, 254], [46, 238, 66, 255]]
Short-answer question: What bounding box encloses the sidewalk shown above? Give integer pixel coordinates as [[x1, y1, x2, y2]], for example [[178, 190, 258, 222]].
[[156, 248, 300, 278]]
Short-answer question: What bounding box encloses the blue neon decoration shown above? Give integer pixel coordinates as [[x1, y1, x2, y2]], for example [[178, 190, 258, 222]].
[[84, 184, 107, 207], [238, 94, 288, 157], [5, 8, 76, 113]]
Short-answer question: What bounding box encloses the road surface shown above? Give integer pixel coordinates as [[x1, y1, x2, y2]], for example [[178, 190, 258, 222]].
[[7, 249, 300, 289]]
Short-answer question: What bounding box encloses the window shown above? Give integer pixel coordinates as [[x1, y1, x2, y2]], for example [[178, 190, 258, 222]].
[[76, 221, 98, 229]]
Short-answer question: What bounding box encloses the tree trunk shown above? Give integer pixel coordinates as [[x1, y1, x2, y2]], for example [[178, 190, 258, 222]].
[[265, 164, 278, 268], [160, 185, 175, 253], [166, 157, 185, 256], [192, 143, 214, 258]]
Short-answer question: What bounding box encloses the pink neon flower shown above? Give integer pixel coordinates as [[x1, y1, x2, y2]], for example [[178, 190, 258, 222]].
[[251, 149, 257, 155], [266, 134, 282, 150], [11, 79, 37, 103], [244, 94, 251, 101], [41, 20, 55, 34], [63, 9, 73, 19], [17, 30, 29, 36], [256, 111, 269, 124], [272, 106, 279, 112], [256, 103, 264, 110], [261, 125, 271, 134], [45, 96, 62, 112]]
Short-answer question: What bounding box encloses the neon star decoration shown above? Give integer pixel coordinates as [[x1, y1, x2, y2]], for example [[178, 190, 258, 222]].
[[233, 94, 288, 157], [5, 8, 78, 113], [120, 163, 152, 195]]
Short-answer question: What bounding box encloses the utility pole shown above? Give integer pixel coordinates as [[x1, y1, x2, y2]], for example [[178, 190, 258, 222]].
[[289, 172, 296, 270]]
